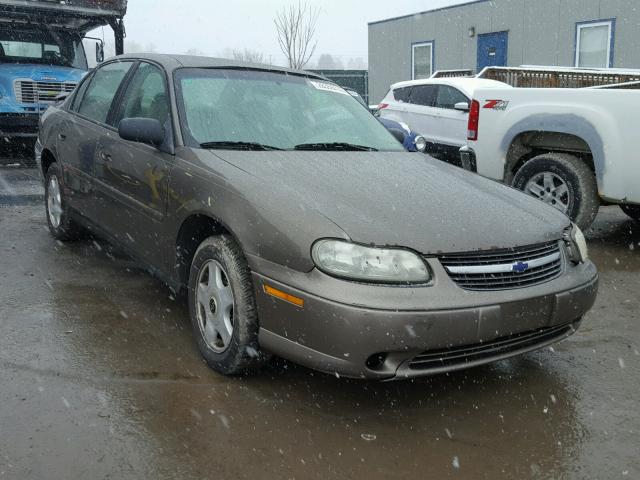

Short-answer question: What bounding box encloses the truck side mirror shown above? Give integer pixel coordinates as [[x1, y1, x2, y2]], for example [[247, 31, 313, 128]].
[[96, 42, 104, 63], [454, 102, 470, 112]]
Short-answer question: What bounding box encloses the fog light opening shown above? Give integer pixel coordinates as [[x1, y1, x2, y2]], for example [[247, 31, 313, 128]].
[[366, 352, 388, 371]]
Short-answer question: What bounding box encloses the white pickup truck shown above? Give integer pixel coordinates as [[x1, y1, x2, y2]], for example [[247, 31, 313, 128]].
[[460, 87, 640, 229]]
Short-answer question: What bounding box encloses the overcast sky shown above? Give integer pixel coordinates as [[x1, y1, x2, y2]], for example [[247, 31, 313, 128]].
[[91, 0, 467, 66]]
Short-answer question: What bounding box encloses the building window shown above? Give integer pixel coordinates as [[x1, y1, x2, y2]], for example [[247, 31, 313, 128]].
[[575, 20, 614, 68], [412, 42, 433, 79]]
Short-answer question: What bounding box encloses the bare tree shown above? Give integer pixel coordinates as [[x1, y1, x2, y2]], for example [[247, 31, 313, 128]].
[[274, 2, 320, 69], [232, 48, 265, 64], [316, 54, 343, 70]]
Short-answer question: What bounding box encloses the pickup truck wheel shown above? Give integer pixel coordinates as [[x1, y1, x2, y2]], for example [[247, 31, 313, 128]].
[[513, 153, 599, 230], [188, 235, 269, 375], [44, 163, 81, 241], [621, 205, 640, 222]]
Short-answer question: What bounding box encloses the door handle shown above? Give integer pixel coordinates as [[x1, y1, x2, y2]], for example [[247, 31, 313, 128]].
[[99, 151, 112, 162]]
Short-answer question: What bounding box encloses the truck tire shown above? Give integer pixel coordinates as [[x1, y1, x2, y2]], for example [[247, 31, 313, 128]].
[[512, 153, 599, 230], [188, 235, 270, 376], [621, 205, 640, 223], [44, 163, 82, 241]]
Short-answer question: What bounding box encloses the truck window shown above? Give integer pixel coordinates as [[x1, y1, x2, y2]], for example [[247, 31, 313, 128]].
[[77, 61, 133, 124], [115, 62, 170, 127], [0, 28, 87, 70]]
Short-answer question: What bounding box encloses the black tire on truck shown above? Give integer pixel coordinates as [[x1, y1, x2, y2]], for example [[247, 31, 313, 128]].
[[512, 153, 600, 231], [620, 205, 640, 223], [188, 235, 270, 375]]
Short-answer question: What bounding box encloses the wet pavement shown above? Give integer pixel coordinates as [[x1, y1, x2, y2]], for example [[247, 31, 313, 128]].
[[1, 166, 638, 479]]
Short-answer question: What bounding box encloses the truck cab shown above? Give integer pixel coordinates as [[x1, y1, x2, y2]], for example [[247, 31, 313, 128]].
[[0, 0, 127, 163]]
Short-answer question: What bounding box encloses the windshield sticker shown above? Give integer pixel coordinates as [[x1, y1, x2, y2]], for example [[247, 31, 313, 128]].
[[309, 80, 349, 95]]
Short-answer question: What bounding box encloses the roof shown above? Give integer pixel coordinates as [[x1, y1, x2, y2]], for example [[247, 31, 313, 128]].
[[369, 0, 491, 26], [390, 77, 511, 97], [112, 53, 326, 79]]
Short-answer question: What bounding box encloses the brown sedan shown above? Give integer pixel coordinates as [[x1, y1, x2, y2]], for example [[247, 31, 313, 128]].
[[36, 54, 598, 379]]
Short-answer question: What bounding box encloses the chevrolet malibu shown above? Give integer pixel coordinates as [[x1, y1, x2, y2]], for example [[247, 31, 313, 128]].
[[36, 54, 598, 379]]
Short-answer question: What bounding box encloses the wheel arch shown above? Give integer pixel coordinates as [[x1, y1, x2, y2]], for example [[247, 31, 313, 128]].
[[174, 212, 246, 291], [501, 114, 604, 187], [40, 148, 57, 176]]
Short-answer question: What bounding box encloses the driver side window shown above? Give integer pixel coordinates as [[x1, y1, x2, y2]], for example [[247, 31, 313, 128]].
[[114, 62, 170, 128], [434, 86, 469, 110]]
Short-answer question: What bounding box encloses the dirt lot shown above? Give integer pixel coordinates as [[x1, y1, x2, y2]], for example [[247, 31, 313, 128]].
[[1, 166, 638, 479]]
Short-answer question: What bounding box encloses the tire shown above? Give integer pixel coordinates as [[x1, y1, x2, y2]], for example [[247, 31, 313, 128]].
[[512, 153, 599, 230], [188, 235, 269, 375], [621, 204, 640, 223], [44, 163, 81, 241]]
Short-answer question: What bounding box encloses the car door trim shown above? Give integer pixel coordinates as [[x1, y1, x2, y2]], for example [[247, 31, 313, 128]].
[[93, 174, 164, 222]]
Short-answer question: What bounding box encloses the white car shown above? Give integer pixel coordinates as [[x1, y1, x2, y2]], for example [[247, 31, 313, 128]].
[[377, 78, 510, 160]]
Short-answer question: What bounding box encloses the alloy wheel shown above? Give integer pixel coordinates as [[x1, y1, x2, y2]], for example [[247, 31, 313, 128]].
[[47, 175, 63, 229], [195, 260, 235, 353], [525, 172, 570, 214]]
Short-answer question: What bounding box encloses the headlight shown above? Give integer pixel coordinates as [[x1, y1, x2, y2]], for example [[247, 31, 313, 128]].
[[312, 239, 430, 284], [565, 224, 588, 262], [414, 135, 427, 152], [572, 225, 588, 262]]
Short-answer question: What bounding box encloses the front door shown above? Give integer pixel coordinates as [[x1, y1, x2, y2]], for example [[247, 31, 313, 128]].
[[93, 61, 173, 263], [477, 31, 508, 72], [431, 85, 470, 149]]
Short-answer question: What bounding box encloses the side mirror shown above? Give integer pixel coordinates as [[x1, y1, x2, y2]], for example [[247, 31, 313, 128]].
[[96, 42, 104, 63], [389, 128, 406, 145], [454, 102, 470, 112], [118, 118, 165, 147]]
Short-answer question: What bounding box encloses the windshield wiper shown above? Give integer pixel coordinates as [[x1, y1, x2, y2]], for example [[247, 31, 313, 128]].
[[294, 142, 378, 152], [200, 141, 283, 151]]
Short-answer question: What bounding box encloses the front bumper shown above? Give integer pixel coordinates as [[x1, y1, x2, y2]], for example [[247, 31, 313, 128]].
[[251, 256, 598, 380], [0, 113, 39, 138]]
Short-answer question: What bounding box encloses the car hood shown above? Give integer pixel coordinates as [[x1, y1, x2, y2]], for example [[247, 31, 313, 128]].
[[212, 150, 570, 254]]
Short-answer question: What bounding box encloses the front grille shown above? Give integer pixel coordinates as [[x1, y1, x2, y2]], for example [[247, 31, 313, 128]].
[[440, 241, 563, 291], [408, 323, 575, 370], [14, 80, 77, 105]]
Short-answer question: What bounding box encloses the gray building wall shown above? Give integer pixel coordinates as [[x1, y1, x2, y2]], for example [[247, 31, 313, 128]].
[[368, 0, 640, 102]]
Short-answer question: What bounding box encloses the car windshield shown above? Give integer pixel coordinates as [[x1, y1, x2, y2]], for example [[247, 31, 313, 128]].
[[175, 68, 404, 151], [0, 28, 87, 69]]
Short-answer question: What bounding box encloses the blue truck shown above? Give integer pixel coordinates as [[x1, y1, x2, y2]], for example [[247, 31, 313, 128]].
[[0, 0, 127, 165]]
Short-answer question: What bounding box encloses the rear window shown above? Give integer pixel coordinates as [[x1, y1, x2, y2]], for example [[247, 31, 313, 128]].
[[392, 87, 413, 103], [408, 85, 437, 107]]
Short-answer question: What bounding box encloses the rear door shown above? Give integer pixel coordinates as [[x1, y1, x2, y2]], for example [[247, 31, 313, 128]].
[[57, 60, 134, 217], [403, 84, 438, 142], [94, 61, 173, 261], [380, 86, 412, 123], [431, 85, 470, 149]]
